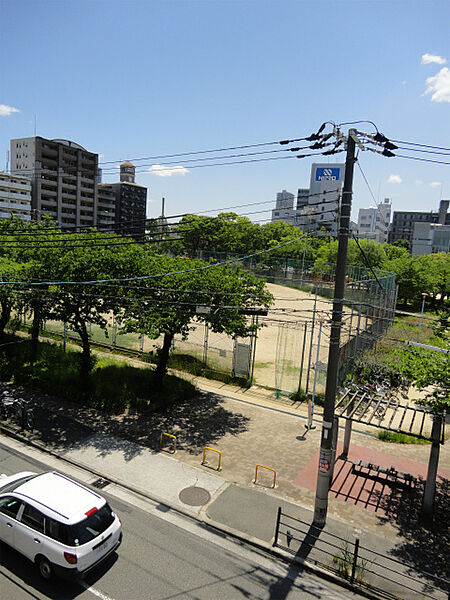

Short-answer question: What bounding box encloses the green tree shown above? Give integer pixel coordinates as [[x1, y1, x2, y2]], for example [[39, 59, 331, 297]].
[[383, 254, 426, 306], [0, 218, 64, 361], [399, 349, 449, 415], [49, 231, 146, 386], [121, 255, 273, 390]]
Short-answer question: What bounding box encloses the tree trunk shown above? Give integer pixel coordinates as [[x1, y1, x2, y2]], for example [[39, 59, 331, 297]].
[[153, 332, 174, 391], [75, 320, 92, 388], [0, 299, 11, 342], [30, 304, 41, 363]]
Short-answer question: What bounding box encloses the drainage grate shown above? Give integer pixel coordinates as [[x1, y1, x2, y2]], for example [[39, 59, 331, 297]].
[[92, 477, 111, 490]]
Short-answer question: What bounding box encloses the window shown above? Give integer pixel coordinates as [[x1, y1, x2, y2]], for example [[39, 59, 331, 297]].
[[0, 496, 22, 518], [21, 504, 45, 533], [67, 504, 114, 546], [46, 517, 68, 543]]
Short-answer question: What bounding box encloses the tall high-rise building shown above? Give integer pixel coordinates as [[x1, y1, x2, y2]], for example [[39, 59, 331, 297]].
[[271, 190, 296, 225], [98, 161, 147, 237], [10, 136, 98, 230]]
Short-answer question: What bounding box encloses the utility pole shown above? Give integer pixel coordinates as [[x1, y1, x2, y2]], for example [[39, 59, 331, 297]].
[[313, 129, 357, 526]]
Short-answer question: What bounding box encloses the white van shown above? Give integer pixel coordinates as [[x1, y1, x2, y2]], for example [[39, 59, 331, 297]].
[[0, 471, 122, 580]]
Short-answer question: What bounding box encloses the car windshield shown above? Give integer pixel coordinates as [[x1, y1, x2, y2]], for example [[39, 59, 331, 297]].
[[0, 474, 39, 494], [68, 504, 115, 546]]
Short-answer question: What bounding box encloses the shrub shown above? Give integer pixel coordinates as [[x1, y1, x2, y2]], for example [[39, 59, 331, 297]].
[[0, 335, 197, 414]]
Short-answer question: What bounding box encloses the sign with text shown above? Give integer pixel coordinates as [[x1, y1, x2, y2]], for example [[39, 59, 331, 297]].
[[315, 167, 341, 182]]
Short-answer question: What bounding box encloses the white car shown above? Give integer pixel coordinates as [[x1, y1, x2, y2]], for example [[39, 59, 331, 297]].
[[0, 471, 122, 581]]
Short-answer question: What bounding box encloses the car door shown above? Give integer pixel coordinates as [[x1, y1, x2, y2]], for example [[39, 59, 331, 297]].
[[0, 496, 23, 548], [14, 502, 46, 561]]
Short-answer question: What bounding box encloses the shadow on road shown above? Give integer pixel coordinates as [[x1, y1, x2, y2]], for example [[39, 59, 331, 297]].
[[0, 542, 118, 599]]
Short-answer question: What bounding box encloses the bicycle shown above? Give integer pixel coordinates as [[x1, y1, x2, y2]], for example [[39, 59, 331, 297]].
[[0, 391, 35, 431]]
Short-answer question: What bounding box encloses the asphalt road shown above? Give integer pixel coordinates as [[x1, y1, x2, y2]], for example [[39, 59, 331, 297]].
[[0, 442, 357, 600]]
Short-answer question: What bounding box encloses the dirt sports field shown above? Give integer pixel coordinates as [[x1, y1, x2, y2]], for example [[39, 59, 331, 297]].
[[175, 282, 357, 394]]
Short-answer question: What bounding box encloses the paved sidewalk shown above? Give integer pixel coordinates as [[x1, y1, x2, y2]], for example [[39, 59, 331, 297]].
[[0, 379, 448, 599]]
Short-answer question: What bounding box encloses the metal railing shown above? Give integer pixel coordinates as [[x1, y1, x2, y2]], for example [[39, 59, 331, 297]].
[[273, 508, 449, 600]]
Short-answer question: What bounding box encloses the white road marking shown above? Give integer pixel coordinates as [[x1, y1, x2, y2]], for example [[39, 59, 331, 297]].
[[79, 580, 119, 600]]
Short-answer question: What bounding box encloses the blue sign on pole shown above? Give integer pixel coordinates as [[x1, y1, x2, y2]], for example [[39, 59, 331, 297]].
[[315, 167, 341, 182]]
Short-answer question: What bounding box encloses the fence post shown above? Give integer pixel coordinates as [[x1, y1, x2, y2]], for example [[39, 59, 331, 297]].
[[112, 315, 117, 346], [202, 322, 209, 365], [350, 537, 360, 584], [305, 288, 318, 395], [273, 506, 282, 547], [297, 322, 308, 395]]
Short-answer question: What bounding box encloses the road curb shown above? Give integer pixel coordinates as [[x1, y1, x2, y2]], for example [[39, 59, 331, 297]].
[[0, 423, 385, 600]]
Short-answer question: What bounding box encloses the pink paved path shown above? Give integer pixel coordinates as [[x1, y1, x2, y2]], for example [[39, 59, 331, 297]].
[[294, 442, 450, 515]]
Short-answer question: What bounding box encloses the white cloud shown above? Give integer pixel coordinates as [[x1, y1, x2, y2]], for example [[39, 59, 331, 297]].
[[414, 179, 424, 185], [421, 53, 447, 65], [430, 181, 442, 188], [388, 174, 402, 184], [401, 80, 407, 85], [146, 164, 189, 177], [0, 104, 20, 116], [424, 67, 450, 102]]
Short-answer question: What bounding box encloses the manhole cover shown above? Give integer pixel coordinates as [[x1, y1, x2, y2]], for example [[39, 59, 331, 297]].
[[179, 486, 211, 506]]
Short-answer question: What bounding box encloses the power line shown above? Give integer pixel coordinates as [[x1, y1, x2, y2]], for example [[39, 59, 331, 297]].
[[394, 154, 450, 166], [390, 139, 450, 152], [98, 135, 311, 166], [100, 146, 315, 173], [396, 146, 450, 157]]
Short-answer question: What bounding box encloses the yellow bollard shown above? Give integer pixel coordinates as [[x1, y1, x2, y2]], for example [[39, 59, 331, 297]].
[[201, 446, 222, 471], [254, 464, 277, 488], [160, 432, 177, 454]]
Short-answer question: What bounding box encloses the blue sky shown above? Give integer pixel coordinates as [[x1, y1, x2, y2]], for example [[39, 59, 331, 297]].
[[1, 0, 449, 222]]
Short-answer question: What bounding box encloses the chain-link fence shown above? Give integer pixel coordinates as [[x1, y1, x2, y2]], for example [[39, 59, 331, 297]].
[[22, 255, 396, 397]]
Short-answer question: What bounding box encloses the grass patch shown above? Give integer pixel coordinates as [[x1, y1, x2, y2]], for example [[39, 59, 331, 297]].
[[166, 353, 251, 388], [0, 334, 196, 414], [289, 389, 325, 406], [377, 430, 430, 444]]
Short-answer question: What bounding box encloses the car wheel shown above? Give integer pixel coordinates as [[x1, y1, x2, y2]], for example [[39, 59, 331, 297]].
[[37, 556, 53, 581]]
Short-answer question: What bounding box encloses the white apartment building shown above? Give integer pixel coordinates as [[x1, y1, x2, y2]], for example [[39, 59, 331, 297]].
[[0, 172, 32, 222], [357, 198, 391, 244], [271, 190, 296, 225], [412, 222, 450, 255]]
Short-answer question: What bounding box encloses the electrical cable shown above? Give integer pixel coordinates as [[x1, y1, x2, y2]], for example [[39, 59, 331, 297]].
[[393, 154, 450, 166], [98, 135, 312, 165], [390, 139, 450, 152], [99, 146, 316, 173]]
